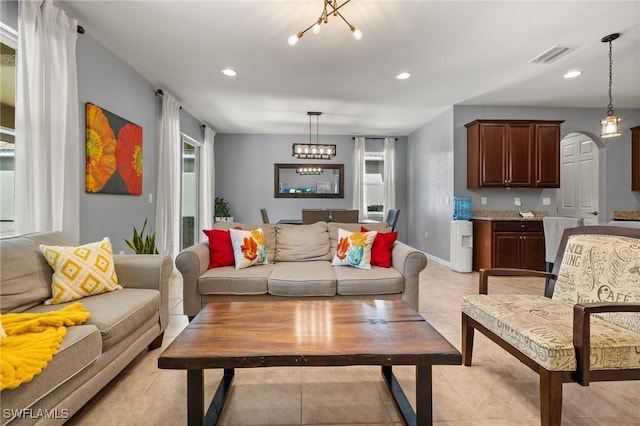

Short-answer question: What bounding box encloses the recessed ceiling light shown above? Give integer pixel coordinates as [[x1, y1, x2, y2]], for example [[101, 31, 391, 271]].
[[563, 70, 582, 79], [222, 68, 237, 77], [396, 72, 411, 80]]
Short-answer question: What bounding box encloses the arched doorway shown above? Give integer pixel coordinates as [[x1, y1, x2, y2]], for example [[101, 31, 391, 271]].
[[557, 132, 601, 225]]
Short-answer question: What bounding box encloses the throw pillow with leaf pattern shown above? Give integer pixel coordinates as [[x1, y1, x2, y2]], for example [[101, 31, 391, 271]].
[[331, 228, 377, 270]]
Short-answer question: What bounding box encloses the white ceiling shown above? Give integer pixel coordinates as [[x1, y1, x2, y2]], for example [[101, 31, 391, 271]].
[[58, 0, 640, 136]]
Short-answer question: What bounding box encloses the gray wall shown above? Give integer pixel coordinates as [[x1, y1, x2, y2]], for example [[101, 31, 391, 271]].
[[409, 104, 640, 264], [1, 1, 18, 28], [77, 33, 161, 253], [406, 108, 454, 261], [214, 134, 409, 242]]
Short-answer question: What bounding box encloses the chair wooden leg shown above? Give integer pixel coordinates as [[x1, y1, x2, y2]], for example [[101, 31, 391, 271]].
[[148, 332, 164, 350], [539, 369, 563, 426], [462, 313, 474, 366]]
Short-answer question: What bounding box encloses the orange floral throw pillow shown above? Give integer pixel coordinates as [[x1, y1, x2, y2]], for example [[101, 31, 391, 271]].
[[331, 228, 377, 270], [229, 228, 268, 270]]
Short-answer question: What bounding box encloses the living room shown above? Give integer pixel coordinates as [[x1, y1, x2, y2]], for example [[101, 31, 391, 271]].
[[1, 1, 640, 425]]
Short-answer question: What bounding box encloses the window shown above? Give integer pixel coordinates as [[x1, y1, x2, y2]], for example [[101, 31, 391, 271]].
[[181, 134, 201, 249], [0, 23, 17, 235], [364, 152, 384, 221]]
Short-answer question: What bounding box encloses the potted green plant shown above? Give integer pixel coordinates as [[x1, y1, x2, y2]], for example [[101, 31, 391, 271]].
[[124, 218, 159, 254], [214, 197, 234, 222]]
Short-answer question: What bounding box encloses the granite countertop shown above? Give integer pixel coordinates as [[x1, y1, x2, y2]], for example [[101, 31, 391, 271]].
[[471, 210, 547, 221], [612, 210, 640, 221]]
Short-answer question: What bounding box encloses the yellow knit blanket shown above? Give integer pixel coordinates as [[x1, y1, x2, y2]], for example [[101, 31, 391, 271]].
[[0, 303, 91, 391]]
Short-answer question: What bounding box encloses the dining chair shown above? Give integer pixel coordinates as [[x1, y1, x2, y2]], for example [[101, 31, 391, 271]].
[[302, 209, 331, 224], [330, 209, 359, 223], [385, 209, 400, 231], [260, 208, 270, 224]]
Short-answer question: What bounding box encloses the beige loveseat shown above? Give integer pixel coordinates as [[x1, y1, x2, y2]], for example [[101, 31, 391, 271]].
[[0, 231, 172, 425], [176, 221, 427, 317]]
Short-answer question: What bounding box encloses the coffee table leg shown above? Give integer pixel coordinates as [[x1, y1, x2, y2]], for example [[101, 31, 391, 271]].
[[416, 365, 432, 426], [187, 369, 204, 426], [382, 365, 418, 426], [204, 368, 235, 425]]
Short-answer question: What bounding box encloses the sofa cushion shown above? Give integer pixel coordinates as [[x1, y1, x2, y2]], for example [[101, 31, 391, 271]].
[[462, 294, 640, 371], [268, 261, 336, 296], [229, 228, 268, 270], [215, 222, 276, 263], [0, 231, 67, 314], [552, 233, 640, 334], [334, 265, 403, 296], [275, 222, 331, 262], [1, 324, 101, 417], [199, 264, 273, 295], [39, 237, 122, 305], [27, 288, 160, 352], [331, 228, 377, 270]]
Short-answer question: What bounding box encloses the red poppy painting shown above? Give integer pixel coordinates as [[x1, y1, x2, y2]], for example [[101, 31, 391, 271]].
[[85, 103, 143, 195]]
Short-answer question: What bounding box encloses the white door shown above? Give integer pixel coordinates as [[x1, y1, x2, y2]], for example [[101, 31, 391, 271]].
[[558, 133, 600, 225]]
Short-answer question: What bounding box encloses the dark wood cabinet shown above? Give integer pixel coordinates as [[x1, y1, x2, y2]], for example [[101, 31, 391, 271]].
[[534, 123, 562, 187], [466, 120, 563, 189], [632, 126, 640, 191], [473, 220, 546, 271]]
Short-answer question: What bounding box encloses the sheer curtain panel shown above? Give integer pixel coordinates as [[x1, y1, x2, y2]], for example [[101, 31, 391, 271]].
[[155, 93, 181, 258], [198, 126, 215, 239], [383, 137, 396, 212], [15, 0, 80, 242], [352, 137, 367, 218]]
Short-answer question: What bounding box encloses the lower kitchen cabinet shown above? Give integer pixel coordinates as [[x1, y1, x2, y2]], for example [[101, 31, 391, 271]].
[[473, 220, 546, 271]]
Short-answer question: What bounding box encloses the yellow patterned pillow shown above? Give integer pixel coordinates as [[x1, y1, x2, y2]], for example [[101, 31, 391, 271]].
[[40, 237, 121, 305]]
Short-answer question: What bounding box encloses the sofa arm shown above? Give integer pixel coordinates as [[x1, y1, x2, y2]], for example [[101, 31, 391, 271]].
[[391, 241, 427, 311], [113, 254, 173, 331], [175, 242, 210, 317]]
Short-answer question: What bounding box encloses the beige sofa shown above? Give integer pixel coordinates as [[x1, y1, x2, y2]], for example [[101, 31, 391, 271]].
[[0, 231, 172, 426], [176, 221, 427, 317]]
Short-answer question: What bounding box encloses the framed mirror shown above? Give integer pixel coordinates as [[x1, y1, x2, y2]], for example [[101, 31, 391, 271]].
[[274, 163, 344, 198]]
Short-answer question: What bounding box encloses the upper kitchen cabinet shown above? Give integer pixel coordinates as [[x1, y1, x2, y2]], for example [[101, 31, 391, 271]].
[[466, 120, 564, 189], [632, 126, 640, 191]]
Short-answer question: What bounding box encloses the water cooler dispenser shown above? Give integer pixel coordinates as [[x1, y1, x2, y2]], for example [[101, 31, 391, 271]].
[[450, 196, 473, 273]]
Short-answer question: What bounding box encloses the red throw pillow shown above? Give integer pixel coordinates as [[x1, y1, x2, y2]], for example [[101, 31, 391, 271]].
[[361, 226, 398, 268], [202, 228, 240, 269]]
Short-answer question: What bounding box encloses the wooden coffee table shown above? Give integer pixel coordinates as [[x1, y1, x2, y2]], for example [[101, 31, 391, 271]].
[[158, 299, 461, 425]]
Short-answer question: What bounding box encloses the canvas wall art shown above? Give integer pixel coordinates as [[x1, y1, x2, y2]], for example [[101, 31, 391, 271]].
[[85, 103, 143, 195]]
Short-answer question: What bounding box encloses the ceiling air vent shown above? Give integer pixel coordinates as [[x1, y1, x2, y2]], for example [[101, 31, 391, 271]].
[[529, 45, 576, 64]]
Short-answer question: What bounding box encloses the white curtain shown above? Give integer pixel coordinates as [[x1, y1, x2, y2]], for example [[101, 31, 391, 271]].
[[383, 137, 396, 212], [198, 126, 215, 239], [155, 93, 181, 258], [15, 0, 80, 242], [353, 137, 367, 218]]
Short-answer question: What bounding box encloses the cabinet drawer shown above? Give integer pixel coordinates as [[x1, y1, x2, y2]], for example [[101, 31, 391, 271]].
[[492, 221, 543, 232]]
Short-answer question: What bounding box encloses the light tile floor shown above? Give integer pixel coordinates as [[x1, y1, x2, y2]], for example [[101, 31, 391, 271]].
[[67, 261, 640, 425]]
